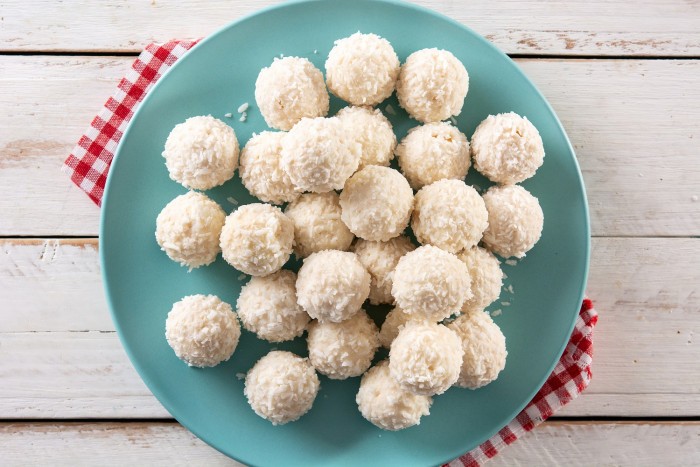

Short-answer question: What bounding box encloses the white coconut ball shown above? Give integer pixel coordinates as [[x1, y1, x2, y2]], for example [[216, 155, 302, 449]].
[[162, 115, 239, 190], [236, 270, 309, 343], [482, 185, 544, 258], [254, 56, 329, 131], [411, 179, 488, 253], [357, 360, 432, 431], [471, 112, 545, 185], [392, 245, 471, 321], [281, 117, 361, 193], [336, 106, 396, 169], [352, 236, 415, 305], [448, 311, 507, 389], [244, 350, 320, 425], [155, 191, 225, 269], [239, 131, 299, 205], [339, 166, 413, 241], [284, 192, 354, 258], [458, 246, 504, 313], [379, 306, 426, 349], [307, 310, 379, 380], [219, 203, 294, 276], [396, 48, 469, 123], [165, 294, 240, 368], [296, 250, 370, 323], [395, 122, 470, 190], [325, 32, 400, 106], [389, 322, 464, 396]]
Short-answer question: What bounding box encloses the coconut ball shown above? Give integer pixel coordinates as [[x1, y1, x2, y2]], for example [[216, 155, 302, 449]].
[[339, 166, 413, 242], [396, 48, 469, 123], [236, 270, 309, 343], [296, 250, 370, 323], [392, 245, 471, 321], [281, 117, 361, 193], [378, 306, 426, 349], [239, 131, 299, 205], [471, 112, 545, 185], [389, 322, 464, 396], [307, 310, 379, 380], [325, 32, 400, 106], [336, 106, 397, 169], [165, 294, 240, 368], [284, 192, 354, 258], [411, 179, 488, 253], [219, 203, 294, 276], [162, 115, 239, 190], [244, 350, 320, 425], [357, 360, 432, 431], [458, 246, 504, 313], [155, 191, 226, 269], [395, 122, 470, 190], [482, 185, 544, 258], [254, 56, 329, 131], [448, 311, 507, 389], [352, 236, 415, 305]]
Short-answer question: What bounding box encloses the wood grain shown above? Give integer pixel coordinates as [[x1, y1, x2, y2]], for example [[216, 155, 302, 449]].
[[1, 0, 699, 56], [1, 421, 698, 465], [1, 57, 699, 236], [1, 238, 698, 418]]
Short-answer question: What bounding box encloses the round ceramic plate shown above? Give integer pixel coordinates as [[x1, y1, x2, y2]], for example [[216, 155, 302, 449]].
[[101, 1, 589, 465]]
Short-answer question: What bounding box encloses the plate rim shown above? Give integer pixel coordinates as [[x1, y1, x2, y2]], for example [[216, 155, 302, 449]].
[[100, 0, 591, 464]]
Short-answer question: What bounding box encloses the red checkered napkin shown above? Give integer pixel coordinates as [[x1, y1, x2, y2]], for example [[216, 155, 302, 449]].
[[63, 41, 598, 466], [63, 40, 199, 206]]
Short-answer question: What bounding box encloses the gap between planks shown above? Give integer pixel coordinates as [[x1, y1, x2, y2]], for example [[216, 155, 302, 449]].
[[3, 51, 700, 61]]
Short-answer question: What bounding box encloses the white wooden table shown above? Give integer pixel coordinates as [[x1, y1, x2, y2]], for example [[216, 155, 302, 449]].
[[1, 1, 699, 465]]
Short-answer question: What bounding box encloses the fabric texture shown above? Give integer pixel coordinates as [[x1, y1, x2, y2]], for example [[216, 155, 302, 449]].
[[63, 41, 598, 466], [446, 298, 597, 467], [63, 40, 199, 205]]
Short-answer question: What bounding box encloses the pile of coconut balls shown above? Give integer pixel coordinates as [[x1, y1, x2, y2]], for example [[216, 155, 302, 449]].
[[156, 32, 545, 430]]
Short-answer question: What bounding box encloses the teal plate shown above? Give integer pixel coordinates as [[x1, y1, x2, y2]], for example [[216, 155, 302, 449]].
[[101, 0, 590, 465]]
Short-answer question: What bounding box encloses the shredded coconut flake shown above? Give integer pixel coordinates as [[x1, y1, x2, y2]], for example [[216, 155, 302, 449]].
[[239, 112, 247, 122], [385, 104, 396, 115], [236, 372, 246, 380], [501, 301, 511, 306], [491, 309, 502, 317], [505, 259, 518, 266], [227, 196, 239, 205], [395, 122, 471, 190], [224, 112, 233, 118], [237, 273, 246, 280], [237, 102, 249, 113]]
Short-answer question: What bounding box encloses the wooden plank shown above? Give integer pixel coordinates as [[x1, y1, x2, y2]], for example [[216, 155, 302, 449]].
[[0, 57, 123, 236], [0, 422, 238, 465], [518, 58, 700, 238], [0, 421, 699, 465], [1, 56, 699, 236], [0, 331, 170, 419], [489, 421, 700, 466], [1, 0, 699, 56], [1, 237, 698, 418], [0, 239, 111, 332]]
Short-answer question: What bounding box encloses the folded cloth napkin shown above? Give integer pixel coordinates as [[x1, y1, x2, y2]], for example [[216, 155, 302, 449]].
[[63, 41, 598, 466]]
